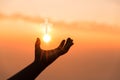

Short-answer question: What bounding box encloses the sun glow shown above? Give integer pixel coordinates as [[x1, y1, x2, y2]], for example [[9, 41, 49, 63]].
[[40, 18, 53, 43], [43, 34, 51, 43]]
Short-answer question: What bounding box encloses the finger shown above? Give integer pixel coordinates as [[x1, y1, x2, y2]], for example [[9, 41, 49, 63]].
[[35, 38, 40, 48], [65, 38, 73, 48], [62, 38, 73, 53], [57, 40, 65, 49], [35, 38, 41, 62]]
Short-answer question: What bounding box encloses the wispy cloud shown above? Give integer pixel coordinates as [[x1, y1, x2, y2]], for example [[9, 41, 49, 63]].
[[0, 13, 120, 34]]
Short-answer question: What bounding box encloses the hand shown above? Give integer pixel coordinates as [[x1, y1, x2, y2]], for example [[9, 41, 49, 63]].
[[34, 38, 73, 66], [8, 37, 73, 80]]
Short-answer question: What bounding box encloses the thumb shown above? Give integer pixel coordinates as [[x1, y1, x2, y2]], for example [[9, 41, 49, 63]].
[[35, 38, 41, 49], [35, 38, 41, 62]]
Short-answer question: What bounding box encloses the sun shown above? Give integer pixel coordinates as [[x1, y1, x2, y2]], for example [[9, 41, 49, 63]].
[[43, 34, 51, 43]]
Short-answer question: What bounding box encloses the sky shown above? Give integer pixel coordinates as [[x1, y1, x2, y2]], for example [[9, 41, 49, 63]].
[[0, 0, 120, 25], [0, 0, 120, 80]]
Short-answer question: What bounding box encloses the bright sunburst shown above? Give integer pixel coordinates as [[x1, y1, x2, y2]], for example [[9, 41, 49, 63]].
[[43, 34, 51, 43]]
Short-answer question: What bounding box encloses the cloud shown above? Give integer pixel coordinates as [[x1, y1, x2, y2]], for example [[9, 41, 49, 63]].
[[0, 13, 120, 34], [0, 13, 44, 23]]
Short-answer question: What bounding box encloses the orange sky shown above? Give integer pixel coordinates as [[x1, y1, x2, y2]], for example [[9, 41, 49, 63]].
[[0, 0, 120, 80], [0, 14, 120, 48], [0, 15, 120, 80], [0, 0, 120, 25]]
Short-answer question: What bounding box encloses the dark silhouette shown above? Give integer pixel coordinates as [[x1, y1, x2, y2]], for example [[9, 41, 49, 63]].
[[8, 37, 73, 80]]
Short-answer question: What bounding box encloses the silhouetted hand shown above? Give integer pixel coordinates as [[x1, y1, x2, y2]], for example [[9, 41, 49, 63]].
[[8, 37, 73, 80], [34, 38, 73, 66]]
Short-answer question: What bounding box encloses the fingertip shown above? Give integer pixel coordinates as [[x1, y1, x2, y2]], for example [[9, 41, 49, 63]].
[[37, 37, 40, 41], [67, 37, 71, 40], [62, 40, 65, 44], [58, 39, 65, 49], [67, 37, 73, 41], [35, 37, 41, 46], [62, 40, 65, 43], [64, 37, 74, 48], [61, 39, 65, 44]]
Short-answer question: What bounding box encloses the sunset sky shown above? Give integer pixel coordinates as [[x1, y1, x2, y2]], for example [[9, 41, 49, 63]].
[[0, 0, 120, 80], [0, 0, 120, 25]]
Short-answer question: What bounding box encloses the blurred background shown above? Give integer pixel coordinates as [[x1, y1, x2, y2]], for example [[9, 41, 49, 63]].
[[0, 0, 120, 80]]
